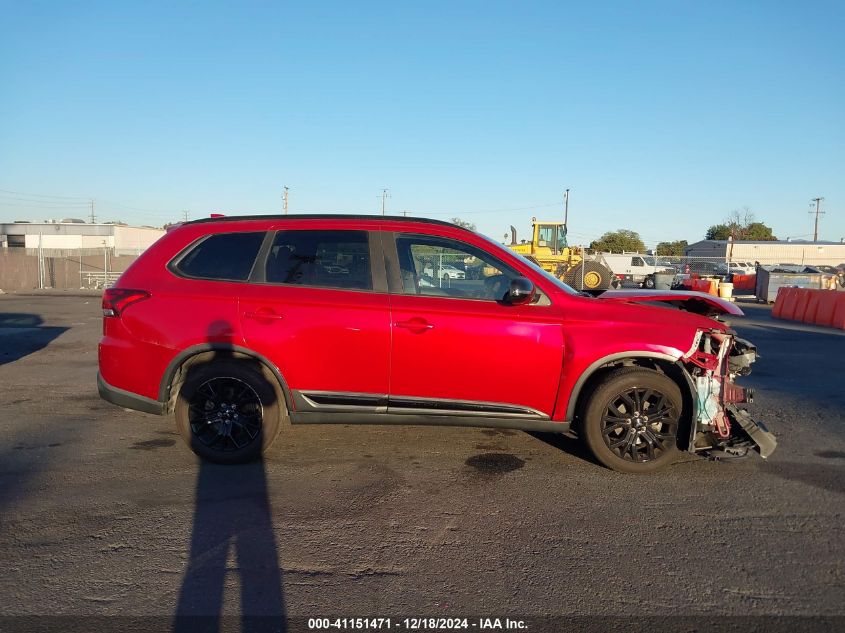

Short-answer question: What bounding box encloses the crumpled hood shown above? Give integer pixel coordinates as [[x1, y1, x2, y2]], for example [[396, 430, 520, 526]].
[[597, 290, 745, 318]]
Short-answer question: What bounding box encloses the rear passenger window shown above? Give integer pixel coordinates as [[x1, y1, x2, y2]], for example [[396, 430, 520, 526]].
[[266, 230, 372, 290], [175, 232, 265, 281]]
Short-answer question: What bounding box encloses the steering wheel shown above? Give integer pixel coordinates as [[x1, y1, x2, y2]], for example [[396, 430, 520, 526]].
[[484, 274, 511, 301]]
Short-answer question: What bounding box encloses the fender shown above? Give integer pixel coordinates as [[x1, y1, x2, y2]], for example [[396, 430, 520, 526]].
[[563, 351, 685, 421], [157, 343, 294, 411]]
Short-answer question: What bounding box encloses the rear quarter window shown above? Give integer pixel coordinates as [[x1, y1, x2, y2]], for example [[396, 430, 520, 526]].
[[173, 231, 266, 281]]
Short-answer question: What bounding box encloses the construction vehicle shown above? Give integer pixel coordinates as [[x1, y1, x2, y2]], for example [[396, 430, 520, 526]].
[[507, 219, 615, 292]]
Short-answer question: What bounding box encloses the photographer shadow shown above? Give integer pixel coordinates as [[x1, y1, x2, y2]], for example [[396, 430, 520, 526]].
[[173, 329, 287, 633]]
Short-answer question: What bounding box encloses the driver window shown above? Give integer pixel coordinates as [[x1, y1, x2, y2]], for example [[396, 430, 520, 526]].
[[395, 235, 517, 301]]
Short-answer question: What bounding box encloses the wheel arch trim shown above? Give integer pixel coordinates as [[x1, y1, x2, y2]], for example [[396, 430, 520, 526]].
[[158, 344, 293, 411], [565, 351, 685, 421]]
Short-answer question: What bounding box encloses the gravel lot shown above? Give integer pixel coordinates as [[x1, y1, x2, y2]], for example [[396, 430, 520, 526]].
[[1, 293, 843, 631]]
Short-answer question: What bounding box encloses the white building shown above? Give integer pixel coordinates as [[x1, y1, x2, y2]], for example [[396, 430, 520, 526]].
[[0, 220, 165, 256], [684, 239, 845, 267]]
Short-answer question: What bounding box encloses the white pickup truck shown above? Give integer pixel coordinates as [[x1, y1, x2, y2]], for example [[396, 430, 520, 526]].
[[600, 253, 676, 288]]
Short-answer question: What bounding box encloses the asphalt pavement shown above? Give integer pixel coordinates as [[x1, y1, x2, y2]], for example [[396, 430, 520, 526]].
[[0, 294, 843, 632]]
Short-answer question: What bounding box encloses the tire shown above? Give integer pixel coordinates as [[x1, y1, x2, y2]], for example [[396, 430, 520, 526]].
[[644, 275, 655, 289], [580, 367, 682, 473], [174, 360, 284, 464], [564, 261, 613, 291]]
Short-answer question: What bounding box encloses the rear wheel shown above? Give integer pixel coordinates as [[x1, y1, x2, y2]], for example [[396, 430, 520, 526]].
[[175, 360, 283, 464], [580, 368, 682, 473], [564, 261, 613, 291]]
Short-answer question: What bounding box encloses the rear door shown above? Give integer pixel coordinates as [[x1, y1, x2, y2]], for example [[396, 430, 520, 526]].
[[238, 225, 391, 413], [384, 230, 565, 418]]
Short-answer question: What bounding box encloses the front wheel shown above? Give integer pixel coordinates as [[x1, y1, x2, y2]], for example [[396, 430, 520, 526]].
[[580, 367, 682, 473], [175, 360, 283, 464], [643, 275, 655, 289]]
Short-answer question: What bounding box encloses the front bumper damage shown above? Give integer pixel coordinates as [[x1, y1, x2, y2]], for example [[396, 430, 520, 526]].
[[681, 330, 777, 459]]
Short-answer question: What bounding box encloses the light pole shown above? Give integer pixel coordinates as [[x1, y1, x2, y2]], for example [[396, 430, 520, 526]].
[[102, 240, 109, 286]]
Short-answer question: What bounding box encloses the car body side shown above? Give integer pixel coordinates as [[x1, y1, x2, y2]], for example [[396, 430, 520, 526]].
[[98, 218, 724, 433]]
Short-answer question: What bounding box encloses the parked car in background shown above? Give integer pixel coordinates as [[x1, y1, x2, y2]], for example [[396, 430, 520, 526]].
[[714, 262, 754, 276], [682, 260, 726, 277], [98, 214, 775, 473], [423, 263, 465, 280], [600, 253, 675, 288]]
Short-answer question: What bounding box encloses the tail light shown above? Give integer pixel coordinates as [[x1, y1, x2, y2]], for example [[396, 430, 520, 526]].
[[102, 288, 150, 317]]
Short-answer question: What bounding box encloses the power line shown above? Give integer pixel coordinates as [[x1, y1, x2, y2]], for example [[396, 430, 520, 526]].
[[0, 201, 91, 209], [0, 188, 90, 201]]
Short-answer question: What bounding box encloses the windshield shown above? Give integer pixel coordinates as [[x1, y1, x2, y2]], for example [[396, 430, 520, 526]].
[[520, 256, 580, 294], [476, 232, 579, 295]]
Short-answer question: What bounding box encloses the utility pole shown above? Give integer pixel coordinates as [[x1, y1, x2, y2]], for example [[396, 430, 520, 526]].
[[810, 197, 825, 242], [182, 210, 189, 223], [89, 199, 96, 224], [283, 186, 289, 215], [402, 210, 409, 217], [380, 188, 390, 216], [563, 188, 570, 228]]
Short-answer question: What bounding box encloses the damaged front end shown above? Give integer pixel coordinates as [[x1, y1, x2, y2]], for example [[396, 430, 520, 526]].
[[681, 330, 777, 460]]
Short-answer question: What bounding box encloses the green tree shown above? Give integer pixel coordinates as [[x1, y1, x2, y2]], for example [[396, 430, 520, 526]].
[[450, 217, 477, 231], [655, 240, 688, 256], [705, 224, 733, 240], [744, 222, 776, 240], [705, 208, 777, 241], [589, 229, 646, 253]]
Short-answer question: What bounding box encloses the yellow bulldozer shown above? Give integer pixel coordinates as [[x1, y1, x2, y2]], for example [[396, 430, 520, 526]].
[[508, 219, 615, 292]]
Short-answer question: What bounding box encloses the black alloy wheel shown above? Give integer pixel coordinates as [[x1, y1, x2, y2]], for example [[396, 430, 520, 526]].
[[188, 377, 263, 452], [175, 360, 284, 464], [581, 367, 683, 472], [600, 386, 678, 463]]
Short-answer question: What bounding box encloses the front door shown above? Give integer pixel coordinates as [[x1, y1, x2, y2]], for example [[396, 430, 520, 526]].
[[386, 232, 564, 418]]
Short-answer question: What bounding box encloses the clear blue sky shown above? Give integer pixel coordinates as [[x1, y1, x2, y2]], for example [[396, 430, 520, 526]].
[[1, 0, 843, 248]]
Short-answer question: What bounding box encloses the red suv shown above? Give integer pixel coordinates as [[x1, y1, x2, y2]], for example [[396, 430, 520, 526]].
[[98, 215, 775, 472]]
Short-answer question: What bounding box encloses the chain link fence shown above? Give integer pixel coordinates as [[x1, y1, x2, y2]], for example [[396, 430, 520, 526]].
[[0, 248, 136, 290]]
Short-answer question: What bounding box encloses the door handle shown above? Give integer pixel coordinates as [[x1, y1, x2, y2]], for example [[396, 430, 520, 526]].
[[244, 309, 284, 321], [394, 318, 434, 333]]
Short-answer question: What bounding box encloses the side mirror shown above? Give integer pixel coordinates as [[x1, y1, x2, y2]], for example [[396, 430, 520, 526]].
[[504, 277, 536, 305]]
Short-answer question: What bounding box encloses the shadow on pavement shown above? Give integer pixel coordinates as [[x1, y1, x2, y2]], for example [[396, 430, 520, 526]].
[[173, 326, 287, 632], [527, 431, 598, 466], [760, 459, 845, 495], [0, 313, 68, 365], [173, 459, 287, 632]]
